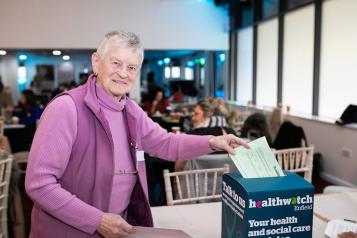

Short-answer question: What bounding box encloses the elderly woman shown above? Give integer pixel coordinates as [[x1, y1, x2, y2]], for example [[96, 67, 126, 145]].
[[25, 31, 249, 238]]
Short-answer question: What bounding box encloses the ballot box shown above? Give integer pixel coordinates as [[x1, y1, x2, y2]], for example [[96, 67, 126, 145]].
[[222, 172, 314, 238]]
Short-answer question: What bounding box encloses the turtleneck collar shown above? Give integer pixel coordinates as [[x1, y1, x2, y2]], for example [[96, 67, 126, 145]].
[[95, 83, 126, 112]]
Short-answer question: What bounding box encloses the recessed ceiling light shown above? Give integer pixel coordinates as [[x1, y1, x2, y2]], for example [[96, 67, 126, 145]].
[[0, 50, 6, 56], [52, 50, 61, 56], [19, 55, 27, 60], [62, 55, 70, 60]]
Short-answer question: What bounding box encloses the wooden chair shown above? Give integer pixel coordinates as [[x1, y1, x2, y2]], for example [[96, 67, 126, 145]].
[[185, 153, 238, 173], [163, 164, 229, 206], [273, 146, 314, 182], [0, 151, 13, 238]]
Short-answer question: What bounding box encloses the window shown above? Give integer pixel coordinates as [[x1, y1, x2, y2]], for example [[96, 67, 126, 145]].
[[164, 66, 170, 79], [319, 0, 357, 119], [236, 27, 253, 104], [171, 66, 180, 79], [185, 67, 193, 80], [282, 5, 314, 115], [256, 18, 278, 108]]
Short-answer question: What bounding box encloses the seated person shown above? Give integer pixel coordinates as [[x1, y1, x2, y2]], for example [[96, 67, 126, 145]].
[[175, 99, 236, 171], [12, 89, 43, 126], [169, 84, 184, 103], [144, 88, 170, 117], [240, 112, 272, 145]]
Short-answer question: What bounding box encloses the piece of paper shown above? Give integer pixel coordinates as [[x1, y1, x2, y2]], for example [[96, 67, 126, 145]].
[[128, 226, 192, 238], [325, 220, 357, 238], [229, 136, 285, 178]]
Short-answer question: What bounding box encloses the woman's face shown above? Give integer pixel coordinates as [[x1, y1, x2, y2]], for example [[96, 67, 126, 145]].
[[19, 94, 26, 104], [155, 91, 163, 101], [192, 105, 205, 127]]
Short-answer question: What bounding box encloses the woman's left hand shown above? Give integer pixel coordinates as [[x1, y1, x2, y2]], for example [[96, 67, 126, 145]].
[[209, 134, 250, 155]]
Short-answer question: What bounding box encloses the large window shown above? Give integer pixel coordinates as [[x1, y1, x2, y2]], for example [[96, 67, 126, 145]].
[[319, 0, 357, 119], [256, 18, 278, 108], [282, 5, 314, 115], [236, 27, 253, 104]]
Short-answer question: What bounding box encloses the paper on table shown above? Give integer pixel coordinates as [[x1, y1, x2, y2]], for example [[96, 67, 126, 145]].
[[324, 220, 357, 238], [128, 226, 192, 238], [229, 136, 285, 178]]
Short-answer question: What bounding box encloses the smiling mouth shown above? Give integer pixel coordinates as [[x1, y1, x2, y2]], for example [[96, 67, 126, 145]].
[[112, 79, 127, 85]]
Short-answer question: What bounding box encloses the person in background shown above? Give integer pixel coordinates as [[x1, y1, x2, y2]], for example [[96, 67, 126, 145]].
[[227, 108, 242, 132], [169, 84, 184, 103], [141, 71, 159, 105], [240, 112, 272, 145], [12, 89, 43, 126], [175, 98, 237, 171], [144, 88, 170, 116], [25, 31, 249, 238], [0, 77, 14, 113]]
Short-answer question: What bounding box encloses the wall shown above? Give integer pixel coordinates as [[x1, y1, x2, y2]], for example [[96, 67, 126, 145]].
[[0, 0, 228, 50], [288, 115, 357, 187]]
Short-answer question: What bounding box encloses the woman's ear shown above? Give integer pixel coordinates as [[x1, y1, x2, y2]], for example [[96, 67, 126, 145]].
[[91, 52, 100, 75]]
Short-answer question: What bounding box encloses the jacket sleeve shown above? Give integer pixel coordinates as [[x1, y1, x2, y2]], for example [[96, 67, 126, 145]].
[[132, 102, 213, 161], [25, 95, 103, 234]]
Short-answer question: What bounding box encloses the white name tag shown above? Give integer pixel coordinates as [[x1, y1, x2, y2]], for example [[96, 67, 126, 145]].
[[136, 150, 145, 161]]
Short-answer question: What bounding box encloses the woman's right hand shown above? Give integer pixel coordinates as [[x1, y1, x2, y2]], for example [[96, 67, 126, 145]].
[[97, 213, 135, 238], [338, 232, 357, 238]]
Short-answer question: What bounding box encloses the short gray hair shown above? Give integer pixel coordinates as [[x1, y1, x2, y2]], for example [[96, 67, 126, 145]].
[[96, 31, 144, 62]]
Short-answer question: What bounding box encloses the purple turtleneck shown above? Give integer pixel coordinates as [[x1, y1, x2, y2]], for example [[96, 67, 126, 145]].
[[95, 83, 137, 217]]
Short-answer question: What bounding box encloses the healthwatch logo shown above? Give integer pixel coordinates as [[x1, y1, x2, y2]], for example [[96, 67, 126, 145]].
[[249, 195, 313, 208]]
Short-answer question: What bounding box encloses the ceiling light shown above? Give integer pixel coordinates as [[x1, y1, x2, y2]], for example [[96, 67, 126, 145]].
[[163, 58, 171, 64], [0, 50, 6, 56], [52, 50, 62, 56], [62, 55, 70, 60], [19, 55, 27, 60]]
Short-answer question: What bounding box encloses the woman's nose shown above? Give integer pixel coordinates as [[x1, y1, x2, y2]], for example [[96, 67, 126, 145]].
[[116, 67, 128, 78]]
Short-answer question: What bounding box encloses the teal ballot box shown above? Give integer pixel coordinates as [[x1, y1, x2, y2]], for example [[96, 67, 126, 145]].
[[222, 172, 314, 238]]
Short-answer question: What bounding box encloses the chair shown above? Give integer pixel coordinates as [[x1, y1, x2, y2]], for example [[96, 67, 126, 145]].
[[273, 146, 314, 182], [185, 153, 238, 173], [163, 164, 229, 206], [12, 152, 28, 174], [0, 151, 13, 238]]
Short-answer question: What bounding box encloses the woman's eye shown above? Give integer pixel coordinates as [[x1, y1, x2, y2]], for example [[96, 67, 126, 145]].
[[128, 66, 137, 71]]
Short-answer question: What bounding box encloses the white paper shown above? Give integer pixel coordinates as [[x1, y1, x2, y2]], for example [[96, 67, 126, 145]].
[[325, 220, 357, 238]]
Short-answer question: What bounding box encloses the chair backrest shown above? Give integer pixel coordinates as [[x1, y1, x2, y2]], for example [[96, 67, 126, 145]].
[[163, 164, 229, 206], [273, 146, 314, 182], [0, 151, 13, 238], [185, 153, 238, 172]]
